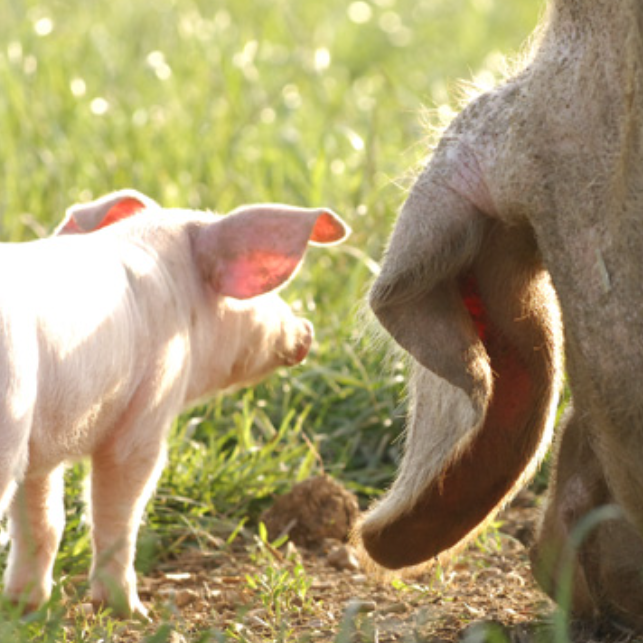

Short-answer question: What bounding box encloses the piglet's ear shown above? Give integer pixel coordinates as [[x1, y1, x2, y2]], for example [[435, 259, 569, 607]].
[[308, 210, 351, 245], [54, 189, 159, 235], [196, 204, 349, 300]]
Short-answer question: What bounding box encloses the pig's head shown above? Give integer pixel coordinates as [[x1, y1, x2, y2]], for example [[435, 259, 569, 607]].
[[56, 189, 350, 392], [356, 147, 565, 570], [190, 200, 351, 390], [358, 0, 643, 631]]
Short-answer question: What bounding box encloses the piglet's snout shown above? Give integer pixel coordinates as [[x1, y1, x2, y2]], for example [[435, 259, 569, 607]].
[[286, 318, 314, 365]]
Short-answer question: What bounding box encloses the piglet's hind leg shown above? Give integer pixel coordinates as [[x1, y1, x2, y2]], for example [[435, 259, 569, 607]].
[[4, 466, 65, 611]]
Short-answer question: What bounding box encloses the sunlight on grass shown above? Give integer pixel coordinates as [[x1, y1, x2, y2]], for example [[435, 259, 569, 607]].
[[0, 0, 545, 639]]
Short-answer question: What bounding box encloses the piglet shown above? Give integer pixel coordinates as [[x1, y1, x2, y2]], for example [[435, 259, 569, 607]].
[[0, 189, 349, 617]]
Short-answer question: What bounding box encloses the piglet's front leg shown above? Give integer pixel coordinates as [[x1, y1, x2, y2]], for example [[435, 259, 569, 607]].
[[89, 435, 166, 618]]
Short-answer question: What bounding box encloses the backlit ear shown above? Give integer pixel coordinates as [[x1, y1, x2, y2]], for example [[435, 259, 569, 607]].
[[308, 209, 351, 245], [195, 204, 349, 299], [54, 189, 159, 235], [357, 151, 563, 570]]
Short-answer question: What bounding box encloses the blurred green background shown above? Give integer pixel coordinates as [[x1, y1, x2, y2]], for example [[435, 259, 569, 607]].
[[0, 0, 545, 636], [0, 0, 544, 482]]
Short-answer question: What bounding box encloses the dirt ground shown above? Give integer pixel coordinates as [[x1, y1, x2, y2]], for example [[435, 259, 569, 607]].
[[62, 480, 643, 642]]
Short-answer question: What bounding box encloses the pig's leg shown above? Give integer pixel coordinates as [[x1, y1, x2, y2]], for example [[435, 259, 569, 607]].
[[532, 408, 643, 629], [1, 348, 50, 610], [530, 409, 598, 618], [0, 350, 36, 517], [0, 433, 28, 518], [89, 437, 166, 618], [3, 465, 65, 610]]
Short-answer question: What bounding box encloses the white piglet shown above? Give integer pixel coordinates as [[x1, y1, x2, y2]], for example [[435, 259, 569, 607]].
[[0, 189, 350, 617]]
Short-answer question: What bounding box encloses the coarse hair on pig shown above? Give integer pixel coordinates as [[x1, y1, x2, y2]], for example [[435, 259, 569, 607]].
[[357, 0, 643, 631]]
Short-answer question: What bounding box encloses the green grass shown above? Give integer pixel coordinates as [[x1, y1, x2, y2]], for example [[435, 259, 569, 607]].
[[0, 0, 545, 640]]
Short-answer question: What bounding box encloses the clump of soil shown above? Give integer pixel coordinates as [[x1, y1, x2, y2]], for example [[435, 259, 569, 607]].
[[260, 474, 360, 547]]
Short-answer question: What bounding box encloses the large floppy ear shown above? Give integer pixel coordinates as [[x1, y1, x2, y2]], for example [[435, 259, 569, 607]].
[[195, 204, 350, 299], [358, 141, 563, 569], [54, 189, 159, 235]]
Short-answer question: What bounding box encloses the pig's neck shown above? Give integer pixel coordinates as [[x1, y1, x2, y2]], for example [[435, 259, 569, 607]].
[[538, 0, 643, 173], [552, 0, 641, 24], [548, 0, 643, 56]]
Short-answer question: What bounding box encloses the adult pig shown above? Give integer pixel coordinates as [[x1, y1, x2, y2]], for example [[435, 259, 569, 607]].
[[0, 189, 349, 617], [359, 0, 643, 630]]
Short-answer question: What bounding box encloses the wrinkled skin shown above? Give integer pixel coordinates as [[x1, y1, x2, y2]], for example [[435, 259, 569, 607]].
[[358, 0, 643, 630]]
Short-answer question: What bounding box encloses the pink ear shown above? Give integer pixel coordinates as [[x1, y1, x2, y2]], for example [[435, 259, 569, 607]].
[[93, 197, 148, 229], [309, 210, 351, 245], [216, 250, 304, 299], [55, 189, 158, 235], [196, 204, 349, 299]]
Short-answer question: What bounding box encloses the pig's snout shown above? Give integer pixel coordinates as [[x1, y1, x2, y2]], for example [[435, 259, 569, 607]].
[[286, 318, 313, 365]]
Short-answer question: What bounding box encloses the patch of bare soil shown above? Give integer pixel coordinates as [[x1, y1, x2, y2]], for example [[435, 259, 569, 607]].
[[63, 483, 642, 642], [144, 495, 549, 642]]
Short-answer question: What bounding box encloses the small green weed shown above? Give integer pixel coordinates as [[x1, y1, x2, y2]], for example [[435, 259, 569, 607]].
[[241, 523, 314, 641]]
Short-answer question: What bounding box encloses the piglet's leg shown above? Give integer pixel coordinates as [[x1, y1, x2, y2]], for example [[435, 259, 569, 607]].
[[4, 466, 65, 610], [89, 437, 166, 618], [0, 423, 29, 519]]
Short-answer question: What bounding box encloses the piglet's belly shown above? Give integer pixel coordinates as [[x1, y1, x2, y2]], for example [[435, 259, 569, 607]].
[[29, 390, 133, 467]]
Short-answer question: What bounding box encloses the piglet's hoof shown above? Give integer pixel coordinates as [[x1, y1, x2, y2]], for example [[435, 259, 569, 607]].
[[91, 596, 151, 622]]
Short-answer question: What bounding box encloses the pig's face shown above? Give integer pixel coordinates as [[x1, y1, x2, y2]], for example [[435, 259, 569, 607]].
[[219, 294, 314, 390], [356, 0, 643, 632]]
